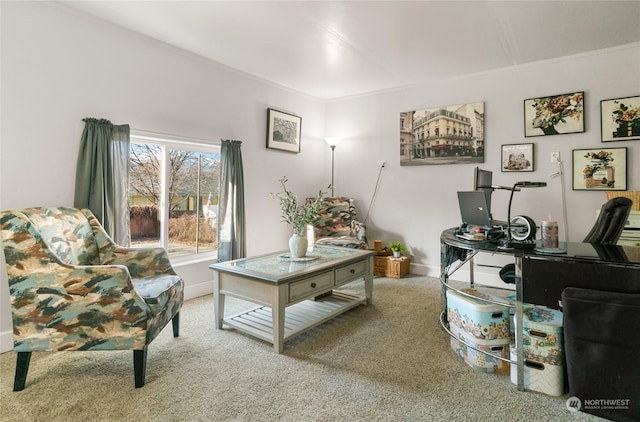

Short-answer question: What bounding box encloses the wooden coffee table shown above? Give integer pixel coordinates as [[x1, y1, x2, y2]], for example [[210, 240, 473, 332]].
[[209, 245, 375, 353]]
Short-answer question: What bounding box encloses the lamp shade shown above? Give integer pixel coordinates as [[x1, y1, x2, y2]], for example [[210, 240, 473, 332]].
[[516, 181, 547, 188], [325, 137, 342, 147]]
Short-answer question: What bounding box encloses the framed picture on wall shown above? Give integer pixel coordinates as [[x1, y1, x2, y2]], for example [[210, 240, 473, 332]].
[[266, 108, 302, 153], [399, 102, 485, 166], [524, 91, 584, 137], [501, 143, 534, 172], [600, 95, 640, 142], [572, 147, 627, 191]]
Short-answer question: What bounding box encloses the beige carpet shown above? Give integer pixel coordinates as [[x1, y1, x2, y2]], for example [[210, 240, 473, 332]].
[[0, 276, 603, 421]]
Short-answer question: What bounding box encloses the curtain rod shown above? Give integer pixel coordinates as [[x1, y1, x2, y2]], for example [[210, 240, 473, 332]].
[[131, 129, 219, 147]]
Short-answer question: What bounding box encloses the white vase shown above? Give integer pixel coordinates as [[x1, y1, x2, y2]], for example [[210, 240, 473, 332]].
[[289, 233, 308, 258], [393, 251, 401, 258]]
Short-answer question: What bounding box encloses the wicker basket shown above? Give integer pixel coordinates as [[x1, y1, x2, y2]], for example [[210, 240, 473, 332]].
[[622, 245, 640, 262], [374, 255, 411, 279], [606, 191, 640, 211]]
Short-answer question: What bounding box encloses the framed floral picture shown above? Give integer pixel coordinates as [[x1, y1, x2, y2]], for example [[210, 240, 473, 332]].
[[600, 95, 640, 142], [266, 108, 302, 153], [524, 91, 584, 137], [572, 147, 627, 191], [501, 143, 534, 172]]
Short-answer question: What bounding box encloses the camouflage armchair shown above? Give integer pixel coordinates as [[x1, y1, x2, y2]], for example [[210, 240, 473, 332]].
[[0, 207, 184, 390], [307, 197, 368, 249]]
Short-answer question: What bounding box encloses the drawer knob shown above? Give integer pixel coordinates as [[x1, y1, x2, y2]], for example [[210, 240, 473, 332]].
[[311, 282, 316, 288], [350, 269, 355, 274]]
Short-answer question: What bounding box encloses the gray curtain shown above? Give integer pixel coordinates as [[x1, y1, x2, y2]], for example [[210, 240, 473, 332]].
[[217, 140, 246, 262], [74, 118, 131, 245]]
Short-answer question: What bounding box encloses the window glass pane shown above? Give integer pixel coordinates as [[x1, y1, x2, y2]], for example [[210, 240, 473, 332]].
[[128, 141, 220, 258], [167, 150, 219, 257], [129, 143, 162, 249]]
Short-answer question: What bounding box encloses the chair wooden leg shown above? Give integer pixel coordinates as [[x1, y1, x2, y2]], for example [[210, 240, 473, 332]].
[[172, 312, 180, 337], [14, 351, 32, 391], [133, 348, 147, 388]]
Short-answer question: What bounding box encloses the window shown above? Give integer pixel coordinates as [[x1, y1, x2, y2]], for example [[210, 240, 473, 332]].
[[128, 133, 220, 259]]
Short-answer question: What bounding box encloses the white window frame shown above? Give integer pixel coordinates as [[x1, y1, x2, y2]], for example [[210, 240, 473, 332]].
[[129, 130, 220, 262]]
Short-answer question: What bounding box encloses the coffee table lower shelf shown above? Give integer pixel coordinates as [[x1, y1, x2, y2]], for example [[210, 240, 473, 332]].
[[223, 291, 365, 345]]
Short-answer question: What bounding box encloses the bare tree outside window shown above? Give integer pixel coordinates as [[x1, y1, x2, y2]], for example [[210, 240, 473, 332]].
[[129, 142, 220, 257]]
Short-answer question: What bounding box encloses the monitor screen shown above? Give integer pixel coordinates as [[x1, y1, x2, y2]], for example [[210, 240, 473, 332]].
[[474, 167, 493, 215]]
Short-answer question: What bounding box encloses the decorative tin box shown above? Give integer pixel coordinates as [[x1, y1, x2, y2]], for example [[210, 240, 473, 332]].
[[520, 304, 564, 366], [510, 347, 566, 396], [511, 304, 565, 396], [450, 333, 510, 374], [446, 289, 511, 342]]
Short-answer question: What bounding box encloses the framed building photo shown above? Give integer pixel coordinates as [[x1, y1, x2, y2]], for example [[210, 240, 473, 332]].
[[524, 91, 584, 137], [572, 147, 627, 191], [501, 143, 533, 172], [399, 102, 485, 166], [266, 108, 302, 153], [600, 95, 640, 142]]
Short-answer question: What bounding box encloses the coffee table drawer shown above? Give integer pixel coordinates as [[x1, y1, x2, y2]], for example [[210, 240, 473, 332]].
[[335, 259, 368, 284], [289, 272, 334, 302]]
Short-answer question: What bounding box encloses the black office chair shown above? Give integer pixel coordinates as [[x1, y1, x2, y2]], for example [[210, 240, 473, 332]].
[[583, 197, 632, 244], [562, 287, 640, 421]]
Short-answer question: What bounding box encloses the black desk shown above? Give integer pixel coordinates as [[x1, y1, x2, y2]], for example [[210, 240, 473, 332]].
[[440, 227, 640, 392], [522, 242, 640, 310]]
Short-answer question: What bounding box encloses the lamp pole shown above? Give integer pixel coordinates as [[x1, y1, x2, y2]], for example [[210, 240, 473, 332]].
[[325, 137, 342, 196], [330, 145, 336, 196], [506, 183, 520, 247]]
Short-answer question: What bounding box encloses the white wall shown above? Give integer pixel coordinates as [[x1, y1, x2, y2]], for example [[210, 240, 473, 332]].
[[1, 2, 639, 353], [0, 2, 328, 352], [326, 44, 640, 281]]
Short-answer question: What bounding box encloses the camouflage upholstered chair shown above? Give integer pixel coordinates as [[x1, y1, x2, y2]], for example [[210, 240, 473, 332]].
[[307, 197, 368, 249], [0, 207, 184, 390]]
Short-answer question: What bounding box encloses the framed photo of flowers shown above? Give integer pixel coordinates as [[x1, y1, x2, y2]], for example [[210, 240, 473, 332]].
[[524, 91, 584, 137], [266, 108, 302, 153], [600, 95, 640, 142], [572, 147, 627, 191], [501, 143, 534, 172]]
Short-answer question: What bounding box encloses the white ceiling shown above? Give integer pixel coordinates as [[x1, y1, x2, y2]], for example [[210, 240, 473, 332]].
[[60, 1, 640, 101]]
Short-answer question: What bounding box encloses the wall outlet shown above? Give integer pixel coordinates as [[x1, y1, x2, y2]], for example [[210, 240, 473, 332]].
[[550, 151, 560, 163], [380, 160, 386, 168]]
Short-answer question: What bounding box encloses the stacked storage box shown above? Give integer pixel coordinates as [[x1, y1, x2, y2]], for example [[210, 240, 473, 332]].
[[447, 289, 511, 374], [510, 303, 565, 396]]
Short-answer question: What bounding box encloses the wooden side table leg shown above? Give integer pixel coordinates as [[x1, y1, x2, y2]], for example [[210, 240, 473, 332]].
[[272, 286, 287, 353], [365, 256, 374, 305], [213, 271, 225, 329]]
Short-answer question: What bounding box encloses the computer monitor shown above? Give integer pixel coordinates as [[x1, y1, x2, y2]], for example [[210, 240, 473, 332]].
[[473, 167, 493, 215]]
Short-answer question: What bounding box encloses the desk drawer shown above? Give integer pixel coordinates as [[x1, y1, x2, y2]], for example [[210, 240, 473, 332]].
[[289, 272, 333, 302], [335, 259, 368, 285]]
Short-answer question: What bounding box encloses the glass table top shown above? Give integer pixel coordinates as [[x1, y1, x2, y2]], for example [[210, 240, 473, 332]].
[[210, 245, 374, 282], [441, 227, 640, 266]]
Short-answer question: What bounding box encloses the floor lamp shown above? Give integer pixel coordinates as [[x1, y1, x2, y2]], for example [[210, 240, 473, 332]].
[[325, 137, 342, 196]]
